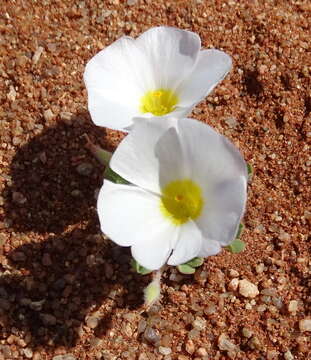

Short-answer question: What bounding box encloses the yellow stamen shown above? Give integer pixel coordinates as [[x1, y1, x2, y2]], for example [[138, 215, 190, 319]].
[[140, 88, 178, 116], [160, 179, 204, 226]]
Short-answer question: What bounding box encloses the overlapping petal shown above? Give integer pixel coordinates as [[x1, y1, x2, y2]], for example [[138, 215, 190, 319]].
[[110, 117, 177, 193], [177, 49, 232, 106], [84, 27, 232, 130], [135, 26, 201, 90], [98, 117, 247, 270], [167, 220, 202, 266]]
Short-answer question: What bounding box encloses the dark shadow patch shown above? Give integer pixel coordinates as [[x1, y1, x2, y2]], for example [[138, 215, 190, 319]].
[[243, 70, 263, 97], [3, 112, 107, 234], [304, 96, 311, 117], [0, 116, 145, 350], [280, 73, 291, 91], [274, 109, 285, 130]]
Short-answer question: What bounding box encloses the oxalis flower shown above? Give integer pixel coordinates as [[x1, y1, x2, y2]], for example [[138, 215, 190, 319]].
[[84, 26, 232, 131], [97, 118, 248, 270]]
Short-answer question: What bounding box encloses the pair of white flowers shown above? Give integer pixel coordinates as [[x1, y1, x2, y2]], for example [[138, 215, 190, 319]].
[[84, 27, 248, 271]]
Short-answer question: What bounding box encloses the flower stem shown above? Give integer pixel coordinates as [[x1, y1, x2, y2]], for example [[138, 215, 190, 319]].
[[143, 265, 166, 311], [83, 134, 112, 166]]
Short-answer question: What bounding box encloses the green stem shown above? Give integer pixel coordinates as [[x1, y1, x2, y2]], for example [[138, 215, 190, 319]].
[[84, 134, 112, 167], [143, 265, 166, 311]]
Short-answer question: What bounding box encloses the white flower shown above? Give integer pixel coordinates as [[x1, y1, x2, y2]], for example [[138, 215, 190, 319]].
[[84, 26, 232, 131], [97, 117, 248, 270]]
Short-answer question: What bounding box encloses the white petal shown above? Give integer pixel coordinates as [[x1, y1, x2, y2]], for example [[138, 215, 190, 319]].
[[154, 126, 189, 188], [197, 176, 247, 246], [177, 49, 232, 106], [84, 36, 153, 129], [177, 118, 248, 188], [176, 118, 247, 246], [198, 238, 221, 257], [98, 180, 178, 270], [167, 220, 202, 266], [135, 26, 201, 90], [131, 223, 178, 270], [87, 88, 138, 130], [110, 117, 177, 193]]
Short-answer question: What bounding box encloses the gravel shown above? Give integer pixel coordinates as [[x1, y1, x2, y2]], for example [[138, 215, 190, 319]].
[[0, 0, 309, 359], [238, 279, 259, 298]]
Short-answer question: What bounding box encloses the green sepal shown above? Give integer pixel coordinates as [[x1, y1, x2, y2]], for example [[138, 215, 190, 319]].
[[131, 259, 152, 275], [247, 163, 253, 181], [177, 264, 196, 274], [226, 238, 246, 254], [236, 223, 244, 239], [185, 257, 204, 268], [104, 166, 130, 185]]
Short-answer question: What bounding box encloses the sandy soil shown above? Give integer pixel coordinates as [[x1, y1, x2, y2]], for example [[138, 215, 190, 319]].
[[0, 0, 310, 359]]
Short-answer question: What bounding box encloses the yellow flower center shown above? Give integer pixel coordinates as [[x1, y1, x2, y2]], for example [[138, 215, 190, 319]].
[[160, 179, 204, 225], [140, 89, 178, 116]]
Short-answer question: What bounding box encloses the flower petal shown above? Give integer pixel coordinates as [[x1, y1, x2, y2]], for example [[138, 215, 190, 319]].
[[176, 118, 247, 246], [98, 180, 178, 270], [154, 126, 189, 188], [198, 238, 222, 257], [177, 49, 232, 106], [135, 26, 201, 90], [177, 118, 248, 188], [84, 36, 153, 129], [110, 117, 177, 193], [197, 176, 247, 246], [86, 89, 138, 130], [167, 220, 202, 266]]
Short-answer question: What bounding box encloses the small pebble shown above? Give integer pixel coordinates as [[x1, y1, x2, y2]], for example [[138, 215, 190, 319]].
[[228, 269, 239, 278], [23, 348, 33, 359], [239, 279, 259, 298], [143, 327, 160, 345], [76, 162, 93, 176], [224, 116, 238, 128], [228, 278, 239, 291], [32, 46, 44, 64], [255, 263, 265, 274], [284, 350, 294, 360], [43, 109, 55, 122], [299, 319, 311, 332], [40, 313, 56, 325], [86, 316, 99, 329], [137, 319, 147, 334], [12, 191, 27, 205], [267, 350, 279, 359], [196, 347, 207, 356], [242, 327, 253, 338], [185, 339, 195, 354], [192, 317, 206, 331], [288, 300, 298, 314], [248, 336, 263, 350], [218, 333, 239, 353], [158, 346, 171, 356]]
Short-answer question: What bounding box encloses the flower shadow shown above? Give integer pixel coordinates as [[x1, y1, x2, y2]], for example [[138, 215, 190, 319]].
[[0, 114, 145, 350], [3, 111, 115, 234], [1, 226, 146, 350]]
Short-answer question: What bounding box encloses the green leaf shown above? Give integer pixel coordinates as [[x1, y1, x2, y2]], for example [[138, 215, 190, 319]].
[[226, 239, 246, 254], [130, 259, 152, 275], [177, 264, 196, 274], [185, 257, 204, 268], [104, 166, 130, 185], [236, 223, 244, 239]]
